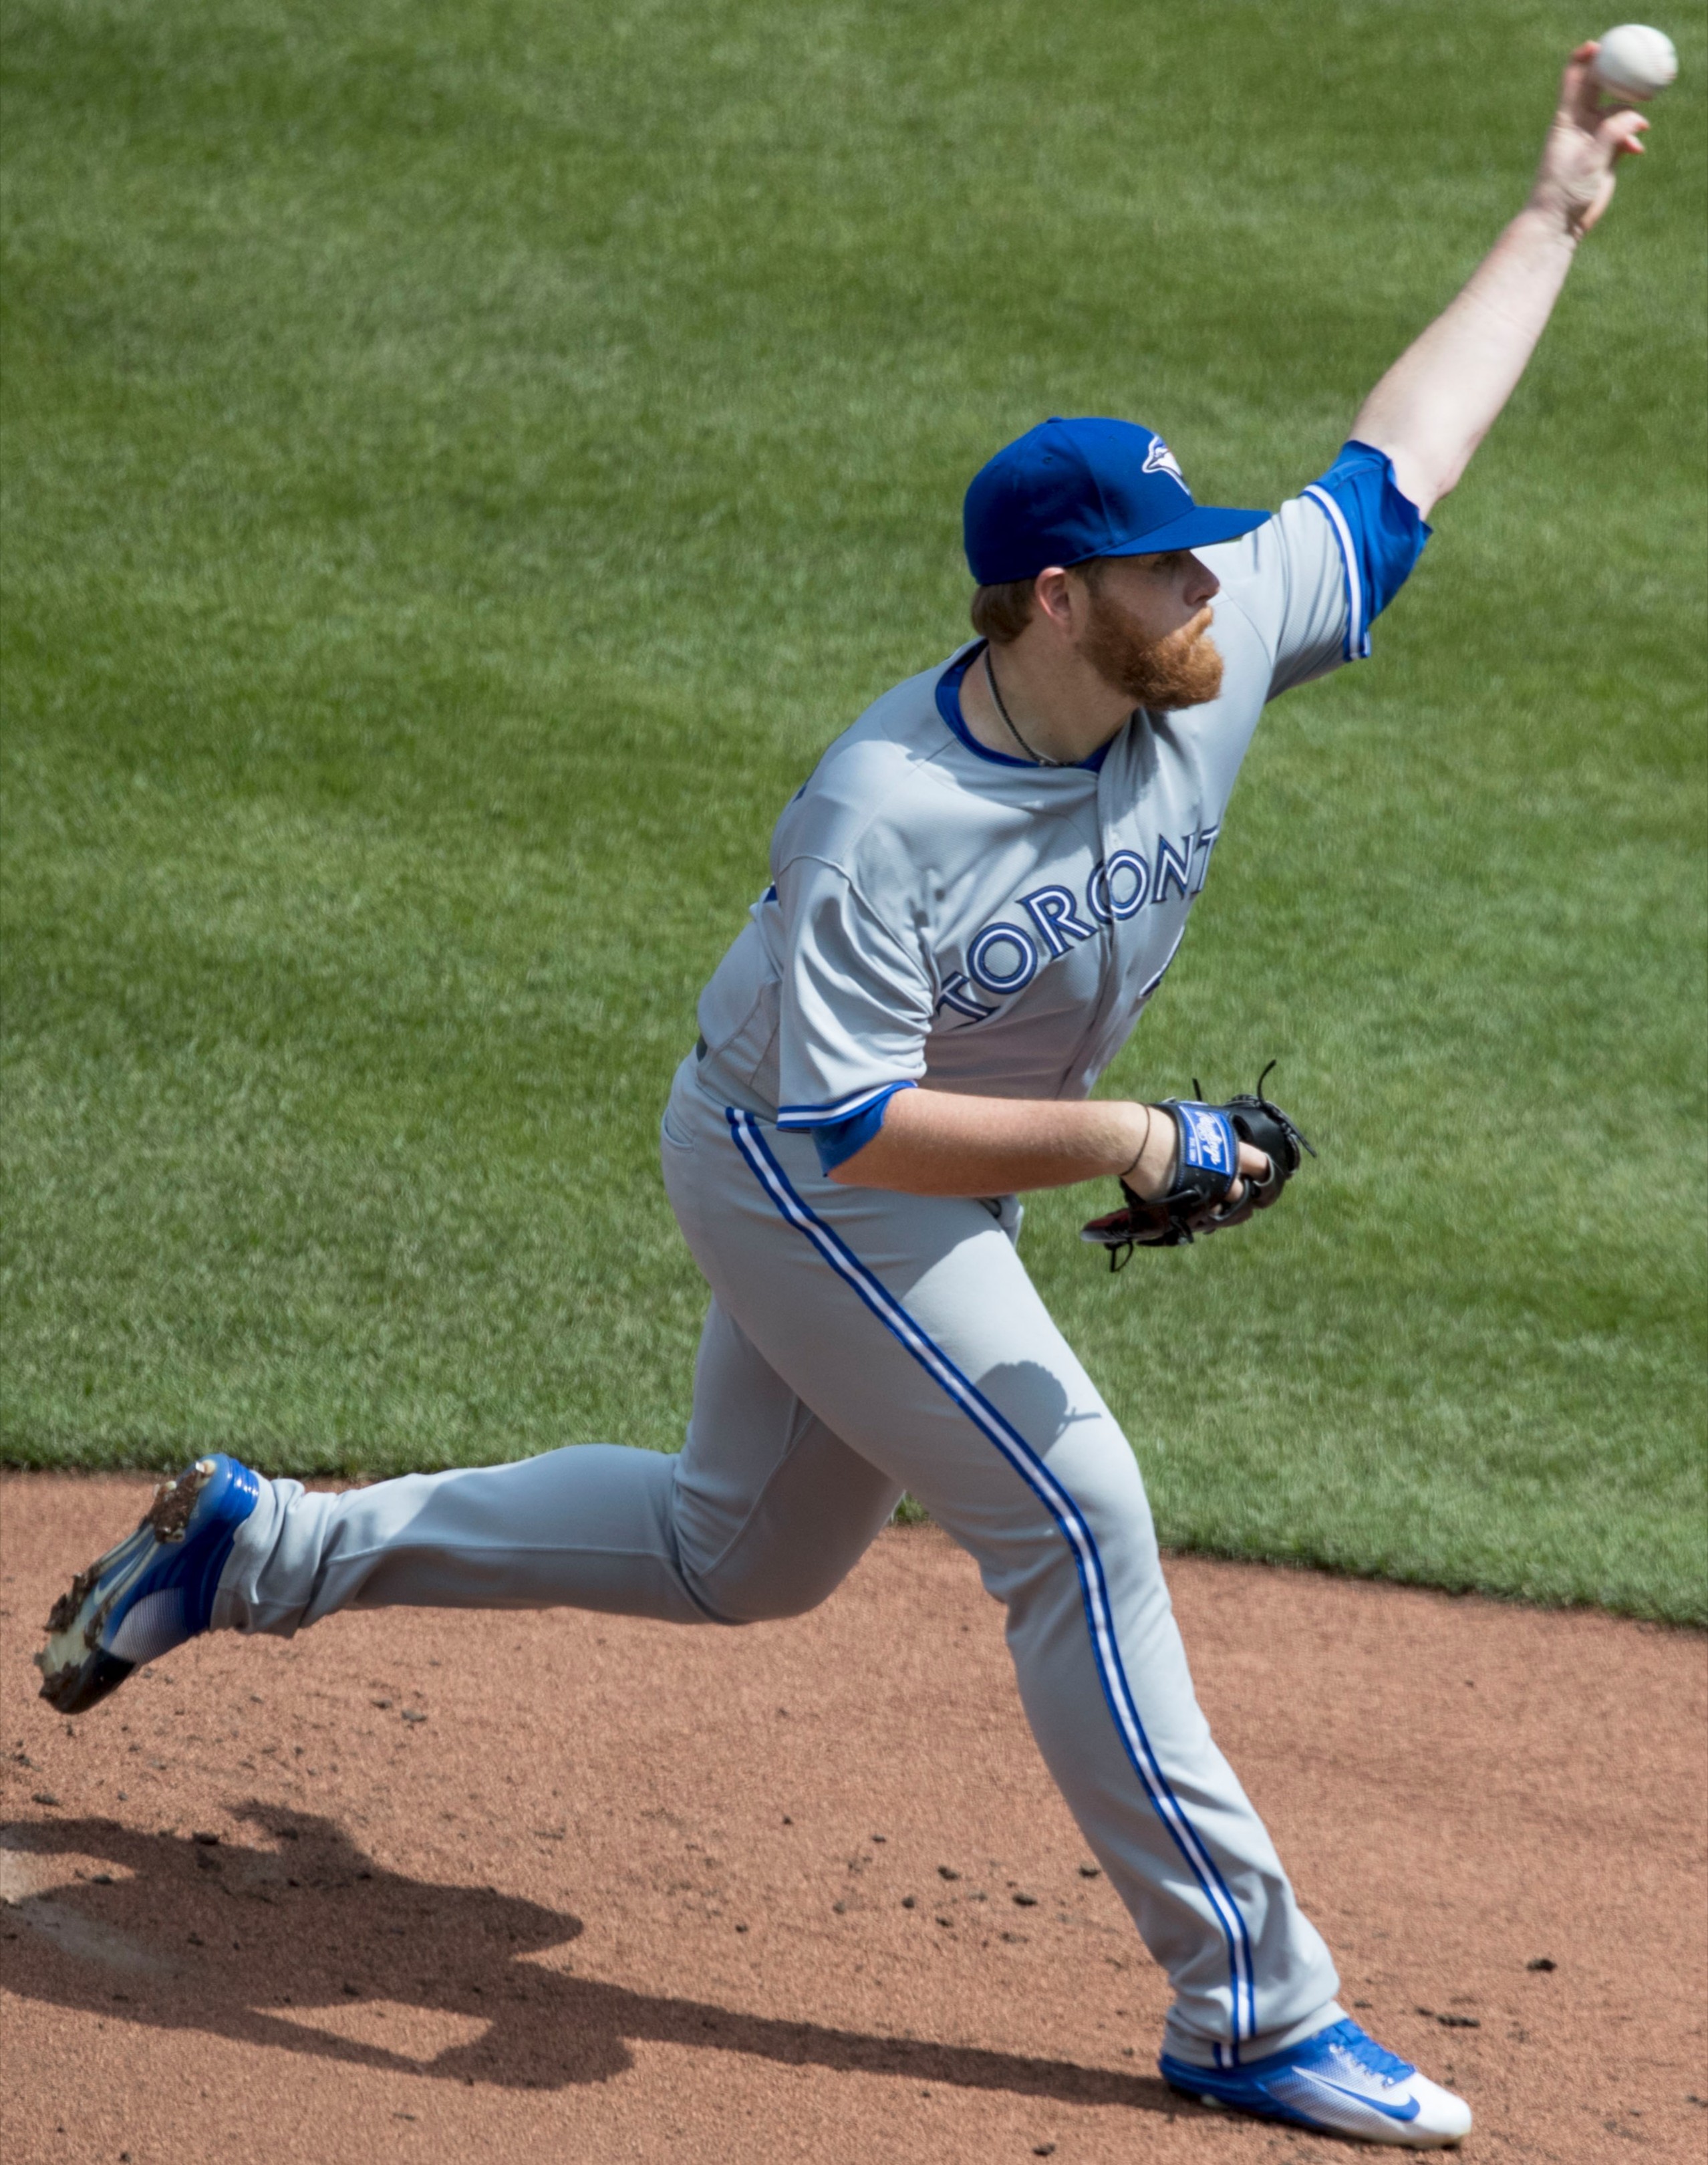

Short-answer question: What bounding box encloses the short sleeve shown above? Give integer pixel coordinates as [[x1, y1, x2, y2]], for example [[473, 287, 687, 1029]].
[[1209, 440, 1429, 698], [1301, 440, 1431, 664], [772, 857, 934, 1132]]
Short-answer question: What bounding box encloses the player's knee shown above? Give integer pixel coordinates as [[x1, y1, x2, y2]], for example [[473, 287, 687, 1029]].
[[682, 1551, 847, 1625], [982, 1455, 1160, 1612]]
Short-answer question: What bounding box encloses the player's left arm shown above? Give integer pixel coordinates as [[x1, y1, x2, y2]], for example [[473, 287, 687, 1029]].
[[1351, 43, 1651, 520]]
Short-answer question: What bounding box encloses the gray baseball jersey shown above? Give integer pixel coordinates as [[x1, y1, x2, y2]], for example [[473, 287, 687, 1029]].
[[696, 488, 1364, 1157]]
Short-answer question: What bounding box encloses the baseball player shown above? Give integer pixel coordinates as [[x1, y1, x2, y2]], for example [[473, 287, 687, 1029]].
[[37, 47, 1651, 2146]]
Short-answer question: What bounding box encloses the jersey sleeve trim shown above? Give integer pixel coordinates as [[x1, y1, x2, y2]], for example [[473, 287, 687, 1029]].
[[1302, 440, 1430, 661], [776, 1077, 917, 1128], [808, 1079, 917, 1174], [1301, 482, 1369, 661]]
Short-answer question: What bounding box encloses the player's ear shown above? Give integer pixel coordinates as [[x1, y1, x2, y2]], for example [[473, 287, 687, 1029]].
[[1032, 566, 1079, 636]]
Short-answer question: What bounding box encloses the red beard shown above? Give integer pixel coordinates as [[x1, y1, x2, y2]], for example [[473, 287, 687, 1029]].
[[1080, 598, 1224, 711]]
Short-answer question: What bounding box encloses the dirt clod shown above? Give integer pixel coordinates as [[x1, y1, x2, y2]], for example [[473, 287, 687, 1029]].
[[146, 1462, 212, 1543], [43, 1570, 96, 1635]]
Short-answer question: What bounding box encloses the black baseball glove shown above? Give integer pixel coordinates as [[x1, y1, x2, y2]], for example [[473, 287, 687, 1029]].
[[1081, 1063, 1314, 1270]]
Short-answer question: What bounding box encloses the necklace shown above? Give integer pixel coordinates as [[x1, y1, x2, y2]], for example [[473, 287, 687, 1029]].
[[984, 646, 1062, 768]]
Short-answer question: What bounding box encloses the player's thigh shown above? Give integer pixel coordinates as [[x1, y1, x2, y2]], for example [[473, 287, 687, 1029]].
[[668, 1100, 1160, 1620], [673, 1293, 901, 1622]]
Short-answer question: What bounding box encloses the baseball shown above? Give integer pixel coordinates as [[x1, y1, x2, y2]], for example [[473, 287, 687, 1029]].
[[1591, 23, 1679, 98]]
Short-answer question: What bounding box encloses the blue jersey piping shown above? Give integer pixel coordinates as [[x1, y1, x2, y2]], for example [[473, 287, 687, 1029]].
[[1302, 440, 1430, 660]]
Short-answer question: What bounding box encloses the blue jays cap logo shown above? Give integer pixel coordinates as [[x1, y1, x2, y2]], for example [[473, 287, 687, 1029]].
[[963, 416, 1268, 587]]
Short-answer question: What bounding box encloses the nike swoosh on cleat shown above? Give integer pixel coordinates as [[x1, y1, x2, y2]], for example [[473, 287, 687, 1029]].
[[1312, 2077, 1422, 2123]]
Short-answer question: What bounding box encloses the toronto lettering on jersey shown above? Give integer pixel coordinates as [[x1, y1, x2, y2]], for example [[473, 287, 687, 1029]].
[[936, 826, 1220, 1021]]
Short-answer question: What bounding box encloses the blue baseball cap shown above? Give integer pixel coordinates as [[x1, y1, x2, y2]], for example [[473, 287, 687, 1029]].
[[963, 416, 1269, 586]]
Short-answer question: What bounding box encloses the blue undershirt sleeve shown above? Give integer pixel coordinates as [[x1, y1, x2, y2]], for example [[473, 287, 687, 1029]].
[[811, 1079, 917, 1176], [1302, 440, 1431, 659]]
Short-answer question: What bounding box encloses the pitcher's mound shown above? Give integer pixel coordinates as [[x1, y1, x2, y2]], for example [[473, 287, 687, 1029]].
[[2, 1475, 1701, 2162]]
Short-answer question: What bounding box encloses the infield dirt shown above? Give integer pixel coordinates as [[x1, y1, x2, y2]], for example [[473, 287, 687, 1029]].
[[2, 1474, 1703, 2163]]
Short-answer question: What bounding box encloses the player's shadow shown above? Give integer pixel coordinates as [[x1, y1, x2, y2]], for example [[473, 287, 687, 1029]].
[[974, 1362, 1105, 1448], [1, 1811, 1175, 2113]]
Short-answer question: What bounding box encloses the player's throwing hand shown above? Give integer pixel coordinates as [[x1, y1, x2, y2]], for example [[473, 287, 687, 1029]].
[[1532, 41, 1651, 237]]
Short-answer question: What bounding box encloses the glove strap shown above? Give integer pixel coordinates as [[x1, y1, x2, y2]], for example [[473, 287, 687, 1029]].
[[1156, 1099, 1240, 1216]]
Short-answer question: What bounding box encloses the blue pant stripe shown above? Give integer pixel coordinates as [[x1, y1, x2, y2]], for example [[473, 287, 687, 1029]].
[[726, 1108, 1258, 2043]]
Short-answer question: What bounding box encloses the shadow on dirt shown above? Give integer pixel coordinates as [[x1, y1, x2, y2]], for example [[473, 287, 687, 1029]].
[[1, 1810, 1175, 2112]]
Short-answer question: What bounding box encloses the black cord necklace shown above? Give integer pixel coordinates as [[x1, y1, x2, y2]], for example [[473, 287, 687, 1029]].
[[984, 646, 1062, 768]]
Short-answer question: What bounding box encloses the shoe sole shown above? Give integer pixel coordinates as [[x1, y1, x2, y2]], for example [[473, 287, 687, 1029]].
[[1165, 2079, 1465, 2150], [35, 1458, 220, 1714]]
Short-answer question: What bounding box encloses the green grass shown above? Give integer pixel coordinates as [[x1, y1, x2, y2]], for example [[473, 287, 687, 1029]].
[[3, 0, 1704, 1622]]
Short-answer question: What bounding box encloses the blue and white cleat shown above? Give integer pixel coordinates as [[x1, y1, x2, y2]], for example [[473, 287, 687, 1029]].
[[1160, 2019, 1473, 2148], [35, 1454, 261, 1714]]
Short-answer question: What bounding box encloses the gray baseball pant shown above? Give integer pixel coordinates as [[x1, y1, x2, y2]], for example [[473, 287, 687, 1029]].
[[215, 1055, 1342, 2064]]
